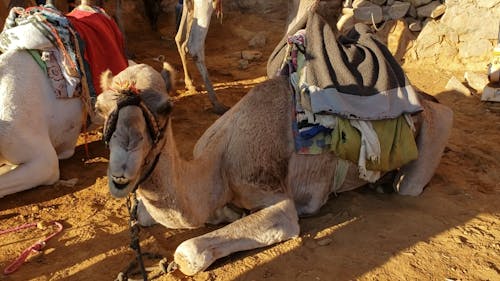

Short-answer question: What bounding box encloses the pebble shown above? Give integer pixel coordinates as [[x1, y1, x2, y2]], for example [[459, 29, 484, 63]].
[[316, 238, 333, 246]]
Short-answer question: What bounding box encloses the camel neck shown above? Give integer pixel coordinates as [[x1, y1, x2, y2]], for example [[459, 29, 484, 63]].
[[138, 119, 227, 228]]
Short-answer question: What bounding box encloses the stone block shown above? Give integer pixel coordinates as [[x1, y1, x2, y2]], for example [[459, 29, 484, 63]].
[[354, 5, 383, 23], [445, 76, 471, 96], [416, 1, 442, 18], [388, 1, 411, 19], [465, 71, 489, 93]]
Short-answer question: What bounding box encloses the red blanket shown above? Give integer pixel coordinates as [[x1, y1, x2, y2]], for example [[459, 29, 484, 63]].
[[66, 8, 127, 94]]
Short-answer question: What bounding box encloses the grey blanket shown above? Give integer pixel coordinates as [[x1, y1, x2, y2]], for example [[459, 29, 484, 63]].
[[267, 12, 422, 120]]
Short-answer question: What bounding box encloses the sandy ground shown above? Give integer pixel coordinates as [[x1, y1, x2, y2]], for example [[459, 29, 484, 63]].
[[1, 6, 499, 281]]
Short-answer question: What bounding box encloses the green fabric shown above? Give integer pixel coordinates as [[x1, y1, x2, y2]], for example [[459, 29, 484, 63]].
[[331, 116, 419, 172], [331, 118, 361, 162], [27, 49, 47, 73]]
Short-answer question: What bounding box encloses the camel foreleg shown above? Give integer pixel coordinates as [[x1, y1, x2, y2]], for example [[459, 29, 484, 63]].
[[173, 198, 300, 275], [194, 59, 228, 114], [175, 4, 197, 94], [394, 100, 453, 196], [0, 142, 59, 198]]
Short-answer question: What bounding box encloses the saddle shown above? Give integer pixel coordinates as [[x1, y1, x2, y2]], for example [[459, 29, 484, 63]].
[[267, 11, 423, 182], [0, 3, 127, 104]]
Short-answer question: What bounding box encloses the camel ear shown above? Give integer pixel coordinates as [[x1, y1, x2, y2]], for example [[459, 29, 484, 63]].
[[157, 99, 173, 116], [161, 62, 176, 94], [100, 69, 114, 91]]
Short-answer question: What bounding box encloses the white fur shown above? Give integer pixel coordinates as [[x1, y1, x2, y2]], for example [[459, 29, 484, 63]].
[[0, 50, 85, 197]]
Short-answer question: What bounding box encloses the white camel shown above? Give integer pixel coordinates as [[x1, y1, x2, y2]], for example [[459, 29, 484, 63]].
[[0, 0, 127, 197], [97, 57, 452, 276], [174, 0, 228, 114]]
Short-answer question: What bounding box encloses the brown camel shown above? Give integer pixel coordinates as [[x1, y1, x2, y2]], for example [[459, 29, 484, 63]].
[[95, 0, 453, 276], [96, 58, 452, 275]]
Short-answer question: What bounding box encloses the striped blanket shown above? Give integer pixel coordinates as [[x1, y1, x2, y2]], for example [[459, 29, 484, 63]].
[[0, 4, 81, 98], [267, 11, 422, 121]]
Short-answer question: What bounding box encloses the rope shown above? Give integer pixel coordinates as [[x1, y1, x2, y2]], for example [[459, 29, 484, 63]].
[[0, 221, 64, 275], [115, 191, 180, 281]]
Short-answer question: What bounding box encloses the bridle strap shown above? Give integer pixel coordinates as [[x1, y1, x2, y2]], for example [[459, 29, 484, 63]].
[[102, 90, 168, 192]]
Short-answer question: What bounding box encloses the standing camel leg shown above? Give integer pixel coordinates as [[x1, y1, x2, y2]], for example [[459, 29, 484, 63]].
[[175, 2, 197, 95], [174, 0, 228, 114]]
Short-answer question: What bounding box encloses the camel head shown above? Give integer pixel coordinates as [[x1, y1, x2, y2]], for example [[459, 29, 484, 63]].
[[96, 64, 174, 198]]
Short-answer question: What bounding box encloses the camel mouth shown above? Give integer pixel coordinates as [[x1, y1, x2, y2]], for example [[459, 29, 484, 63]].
[[112, 180, 129, 190], [108, 173, 138, 198]]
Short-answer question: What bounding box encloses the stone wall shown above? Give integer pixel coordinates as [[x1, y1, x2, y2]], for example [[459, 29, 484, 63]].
[[336, 0, 499, 71], [408, 0, 500, 71]]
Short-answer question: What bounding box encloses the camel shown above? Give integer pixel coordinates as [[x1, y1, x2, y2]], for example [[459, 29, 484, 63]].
[[0, 0, 127, 198], [98, 52, 453, 276], [95, 0, 453, 276]]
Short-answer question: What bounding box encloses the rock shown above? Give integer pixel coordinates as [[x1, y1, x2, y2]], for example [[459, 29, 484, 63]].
[[430, 3, 446, 18], [407, 4, 417, 18], [416, 1, 442, 18], [388, 1, 411, 20], [445, 76, 471, 96], [464, 72, 489, 93], [316, 238, 333, 246], [238, 59, 249, 70], [354, 5, 383, 24], [405, 0, 432, 7], [386, 0, 395, 5], [371, 0, 387, 5], [458, 39, 493, 59], [248, 32, 267, 48], [413, 20, 442, 50], [241, 50, 262, 61], [352, 0, 372, 8], [376, 20, 416, 62], [477, 0, 499, 9]]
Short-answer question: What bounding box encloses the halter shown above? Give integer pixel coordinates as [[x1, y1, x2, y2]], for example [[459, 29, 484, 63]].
[[103, 88, 168, 192], [104, 88, 174, 280]]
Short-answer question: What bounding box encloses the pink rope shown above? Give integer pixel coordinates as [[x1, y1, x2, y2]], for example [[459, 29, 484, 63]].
[[1, 221, 64, 275]]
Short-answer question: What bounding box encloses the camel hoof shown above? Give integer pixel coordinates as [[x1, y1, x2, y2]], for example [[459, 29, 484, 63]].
[[174, 240, 213, 276]]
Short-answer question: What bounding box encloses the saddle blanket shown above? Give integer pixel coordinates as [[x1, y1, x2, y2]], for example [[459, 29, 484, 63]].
[[269, 11, 421, 182]]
